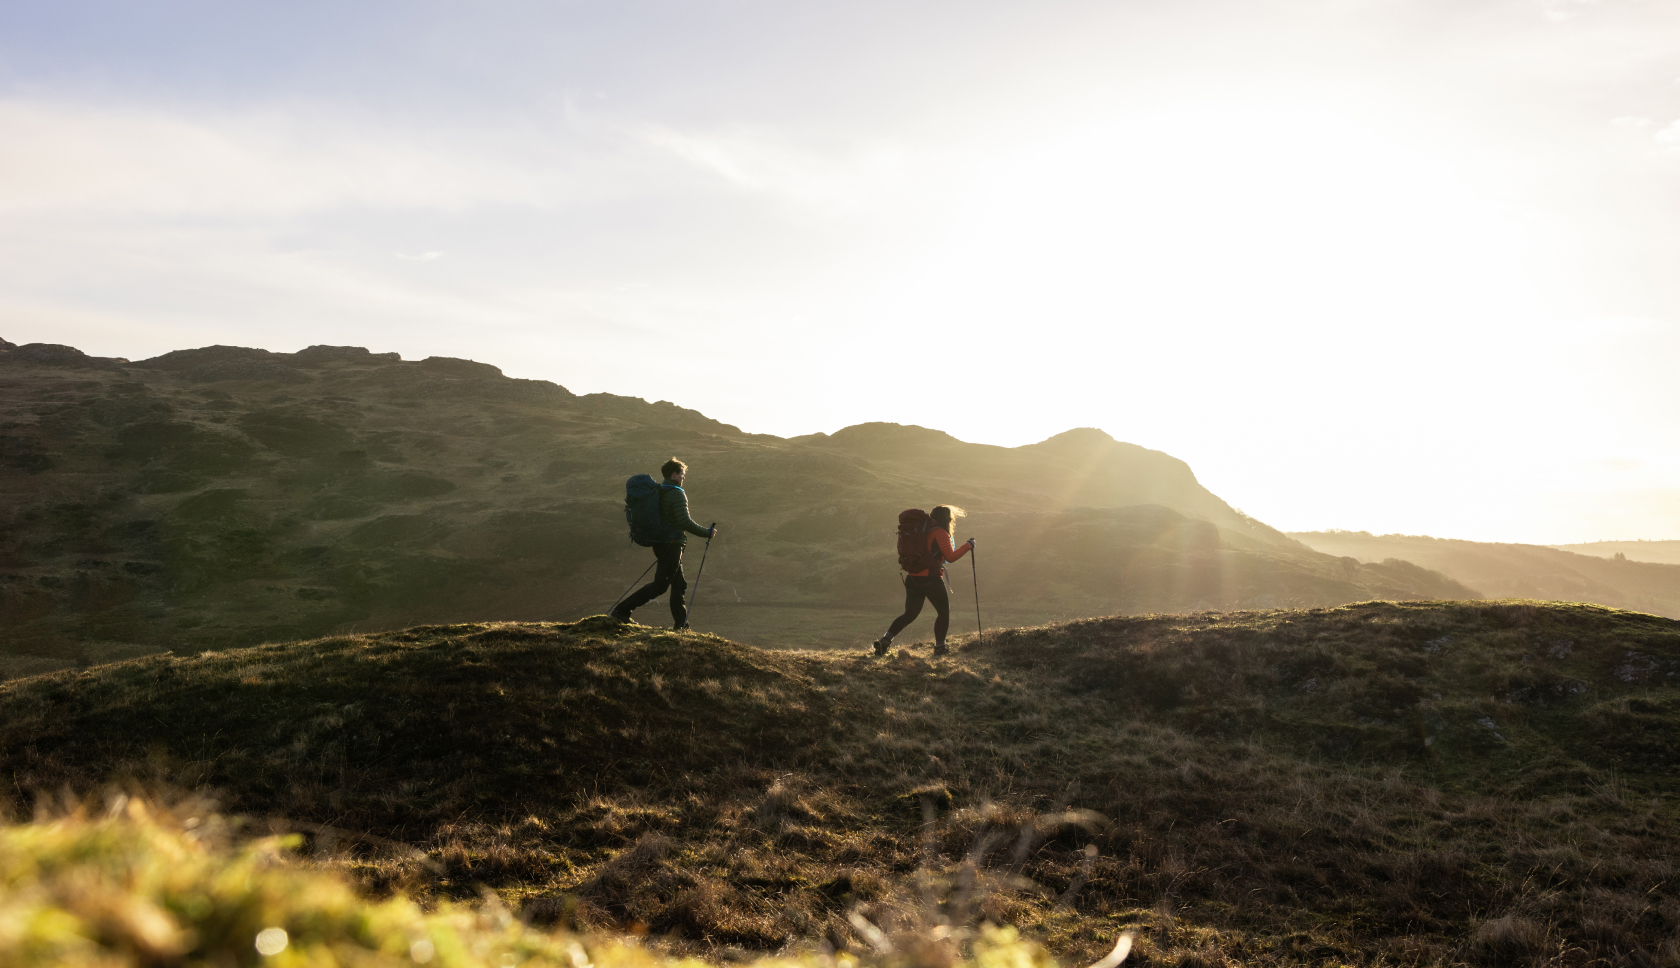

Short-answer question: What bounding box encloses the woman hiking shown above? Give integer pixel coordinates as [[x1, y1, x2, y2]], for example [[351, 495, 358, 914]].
[[873, 505, 973, 657]]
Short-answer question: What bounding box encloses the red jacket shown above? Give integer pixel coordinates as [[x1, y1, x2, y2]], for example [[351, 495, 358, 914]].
[[907, 527, 970, 578]]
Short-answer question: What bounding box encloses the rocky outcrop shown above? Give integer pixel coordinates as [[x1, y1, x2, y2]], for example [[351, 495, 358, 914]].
[[419, 356, 503, 379], [0, 343, 126, 369], [131, 345, 283, 370], [291, 345, 401, 367], [133, 344, 402, 372]]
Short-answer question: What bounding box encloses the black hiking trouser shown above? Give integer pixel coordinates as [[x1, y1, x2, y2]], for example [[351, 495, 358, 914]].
[[620, 542, 688, 627], [885, 574, 950, 644]]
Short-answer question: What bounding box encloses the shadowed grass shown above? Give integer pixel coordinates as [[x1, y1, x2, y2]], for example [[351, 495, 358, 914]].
[[2, 600, 1678, 966]]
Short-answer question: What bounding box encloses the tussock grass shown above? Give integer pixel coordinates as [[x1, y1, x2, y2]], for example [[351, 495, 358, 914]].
[[2, 600, 1678, 965], [0, 795, 1060, 968]]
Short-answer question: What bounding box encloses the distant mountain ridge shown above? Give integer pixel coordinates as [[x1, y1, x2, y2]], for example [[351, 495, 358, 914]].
[[1, 338, 1473, 676], [1293, 530, 1680, 619], [1552, 540, 1680, 566]]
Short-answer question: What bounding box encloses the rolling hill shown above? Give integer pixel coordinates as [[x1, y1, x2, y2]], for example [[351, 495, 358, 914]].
[[0, 339, 1472, 676], [3, 600, 1676, 965], [1294, 531, 1680, 620], [1553, 540, 1680, 566]]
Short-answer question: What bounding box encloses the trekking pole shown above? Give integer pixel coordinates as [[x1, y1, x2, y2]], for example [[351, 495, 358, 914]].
[[969, 539, 983, 645], [685, 524, 716, 623], [609, 560, 657, 615]]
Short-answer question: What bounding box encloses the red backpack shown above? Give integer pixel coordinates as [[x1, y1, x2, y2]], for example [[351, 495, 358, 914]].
[[896, 509, 944, 574]]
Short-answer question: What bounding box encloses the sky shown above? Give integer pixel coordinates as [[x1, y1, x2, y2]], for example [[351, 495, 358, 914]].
[[2, 0, 1678, 544]]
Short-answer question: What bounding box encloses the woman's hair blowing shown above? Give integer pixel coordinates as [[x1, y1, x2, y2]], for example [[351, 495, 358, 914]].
[[930, 505, 966, 530]]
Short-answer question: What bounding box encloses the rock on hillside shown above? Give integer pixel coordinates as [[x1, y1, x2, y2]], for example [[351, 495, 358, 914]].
[[0, 341, 1472, 674]]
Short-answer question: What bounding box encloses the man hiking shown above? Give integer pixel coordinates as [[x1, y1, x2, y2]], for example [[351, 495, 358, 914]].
[[615, 458, 718, 629], [873, 504, 972, 657]]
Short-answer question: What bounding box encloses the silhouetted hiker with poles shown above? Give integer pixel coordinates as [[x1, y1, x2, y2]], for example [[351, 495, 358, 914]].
[[873, 505, 973, 657], [615, 458, 718, 630]]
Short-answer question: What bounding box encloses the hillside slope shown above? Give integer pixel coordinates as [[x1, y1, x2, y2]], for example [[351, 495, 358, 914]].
[[0, 340, 1472, 674], [3, 601, 1677, 966], [1295, 531, 1680, 619], [1554, 540, 1680, 566]]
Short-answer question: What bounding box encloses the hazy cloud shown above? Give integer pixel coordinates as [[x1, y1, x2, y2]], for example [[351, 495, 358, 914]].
[[1538, 0, 1604, 23], [635, 124, 936, 223], [1655, 119, 1680, 150], [0, 99, 572, 216]]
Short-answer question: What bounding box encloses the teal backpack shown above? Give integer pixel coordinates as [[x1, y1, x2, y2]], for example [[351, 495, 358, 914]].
[[625, 475, 684, 546]]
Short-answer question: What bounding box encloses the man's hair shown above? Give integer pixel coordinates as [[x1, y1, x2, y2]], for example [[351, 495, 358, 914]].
[[661, 458, 687, 480]]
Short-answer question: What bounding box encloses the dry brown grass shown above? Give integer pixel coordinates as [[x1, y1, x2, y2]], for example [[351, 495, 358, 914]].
[[1, 600, 1677, 966], [1, 793, 1078, 968]]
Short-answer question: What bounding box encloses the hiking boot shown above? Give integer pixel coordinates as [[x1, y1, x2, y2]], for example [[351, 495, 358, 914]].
[[673, 623, 690, 631], [933, 642, 949, 657], [871, 636, 892, 656], [609, 606, 632, 624]]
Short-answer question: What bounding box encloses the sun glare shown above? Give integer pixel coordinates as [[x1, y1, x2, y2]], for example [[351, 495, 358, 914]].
[[877, 100, 1534, 348], [831, 98, 1563, 536]]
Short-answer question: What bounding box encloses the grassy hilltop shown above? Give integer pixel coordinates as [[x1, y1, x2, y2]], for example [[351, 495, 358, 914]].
[[4, 600, 1678, 966], [0, 339, 1474, 676]]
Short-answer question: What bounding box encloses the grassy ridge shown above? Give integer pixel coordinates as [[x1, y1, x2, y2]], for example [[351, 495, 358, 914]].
[[3, 601, 1679, 965]]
